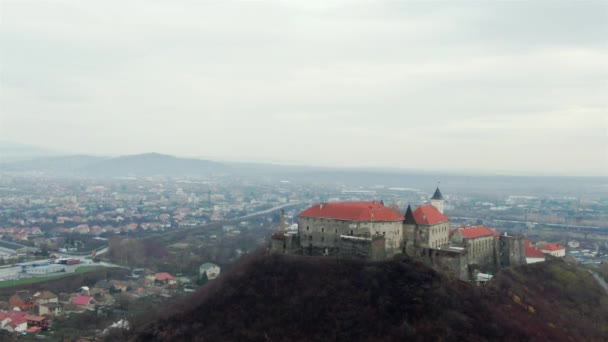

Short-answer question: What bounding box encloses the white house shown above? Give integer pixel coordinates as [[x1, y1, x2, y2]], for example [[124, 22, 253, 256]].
[[525, 240, 546, 264], [540, 243, 566, 257], [199, 262, 220, 280]]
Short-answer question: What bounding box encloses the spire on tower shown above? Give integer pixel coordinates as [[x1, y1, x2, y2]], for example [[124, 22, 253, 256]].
[[430, 185, 445, 214], [431, 187, 444, 201], [404, 204, 416, 224]]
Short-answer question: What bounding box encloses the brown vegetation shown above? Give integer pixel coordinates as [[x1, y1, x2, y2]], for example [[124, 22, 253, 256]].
[[120, 252, 607, 341]]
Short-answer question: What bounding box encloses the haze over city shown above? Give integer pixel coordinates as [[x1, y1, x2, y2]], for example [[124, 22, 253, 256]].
[[1, 0, 607, 176]]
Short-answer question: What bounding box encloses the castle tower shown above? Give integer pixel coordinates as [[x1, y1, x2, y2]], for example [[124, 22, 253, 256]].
[[279, 209, 286, 233], [402, 204, 418, 256], [430, 187, 444, 214]]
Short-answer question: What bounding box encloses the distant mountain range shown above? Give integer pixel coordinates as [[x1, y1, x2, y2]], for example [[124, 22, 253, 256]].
[[0, 141, 63, 162], [0, 152, 225, 178], [1, 142, 606, 195]]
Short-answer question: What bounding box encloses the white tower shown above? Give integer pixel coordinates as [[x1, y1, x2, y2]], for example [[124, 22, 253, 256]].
[[430, 187, 444, 214]]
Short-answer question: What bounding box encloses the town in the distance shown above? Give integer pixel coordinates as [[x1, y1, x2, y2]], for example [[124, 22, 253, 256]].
[[0, 152, 606, 339]]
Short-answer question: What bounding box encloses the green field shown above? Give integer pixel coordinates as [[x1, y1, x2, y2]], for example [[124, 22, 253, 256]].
[[0, 266, 104, 288]]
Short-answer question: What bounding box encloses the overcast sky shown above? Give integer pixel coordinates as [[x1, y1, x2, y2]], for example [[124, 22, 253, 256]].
[[1, 1, 607, 176]]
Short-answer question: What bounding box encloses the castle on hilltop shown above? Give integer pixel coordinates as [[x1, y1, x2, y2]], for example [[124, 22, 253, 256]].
[[270, 187, 525, 281]]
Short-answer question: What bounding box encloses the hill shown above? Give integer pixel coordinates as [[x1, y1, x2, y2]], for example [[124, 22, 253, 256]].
[[0, 153, 226, 177], [80, 153, 226, 177], [0, 141, 62, 162], [121, 253, 607, 341], [0, 155, 107, 174]]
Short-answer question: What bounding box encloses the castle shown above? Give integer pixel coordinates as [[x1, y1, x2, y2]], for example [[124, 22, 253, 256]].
[[270, 187, 526, 281]]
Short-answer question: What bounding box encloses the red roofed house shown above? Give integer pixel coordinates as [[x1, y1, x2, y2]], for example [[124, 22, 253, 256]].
[[0, 311, 28, 333], [525, 240, 546, 264], [450, 226, 499, 265], [540, 243, 566, 257], [155, 272, 176, 285], [8, 290, 35, 312], [298, 201, 404, 257], [72, 296, 96, 306], [403, 203, 450, 251], [0, 311, 48, 333]]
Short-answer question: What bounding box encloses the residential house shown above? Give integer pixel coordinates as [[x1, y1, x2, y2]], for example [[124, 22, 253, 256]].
[[72, 296, 96, 307], [524, 240, 546, 264], [9, 290, 35, 311], [34, 291, 62, 316], [155, 272, 176, 285], [110, 280, 130, 292], [199, 263, 221, 280], [0, 311, 28, 333], [540, 243, 566, 257], [144, 276, 156, 288], [0, 311, 47, 334]]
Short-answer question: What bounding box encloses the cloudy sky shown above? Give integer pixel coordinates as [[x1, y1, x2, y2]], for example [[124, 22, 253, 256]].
[[1, 1, 606, 176]]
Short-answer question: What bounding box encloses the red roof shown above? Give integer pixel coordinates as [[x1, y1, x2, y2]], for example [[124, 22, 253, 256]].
[[412, 205, 449, 225], [540, 243, 565, 252], [299, 202, 402, 221], [73, 296, 94, 305], [155, 272, 175, 281], [525, 240, 546, 258], [25, 315, 46, 322], [450, 225, 499, 239]]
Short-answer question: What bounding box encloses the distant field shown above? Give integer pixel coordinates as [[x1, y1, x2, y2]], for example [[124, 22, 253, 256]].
[[0, 266, 104, 289]]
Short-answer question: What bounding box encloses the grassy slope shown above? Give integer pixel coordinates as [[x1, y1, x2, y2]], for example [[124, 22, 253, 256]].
[[124, 252, 608, 341]]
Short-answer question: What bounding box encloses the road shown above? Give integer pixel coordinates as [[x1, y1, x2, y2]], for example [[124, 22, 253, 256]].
[[588, 270, 608, 295]]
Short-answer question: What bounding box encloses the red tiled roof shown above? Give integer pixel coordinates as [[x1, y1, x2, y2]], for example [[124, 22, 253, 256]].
[[73, 296, 94, 305], [299, 202, 402, 221], [450, 225, 499, 239], [540, 243, 565, 252], [25, 315, 46, 322], [525, 240, 546, 258], [155, 272, 175, 281], [413, 205, 449, 225]]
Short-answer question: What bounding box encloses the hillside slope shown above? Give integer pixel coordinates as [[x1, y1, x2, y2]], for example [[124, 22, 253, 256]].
[[124, 253, 607, 341]]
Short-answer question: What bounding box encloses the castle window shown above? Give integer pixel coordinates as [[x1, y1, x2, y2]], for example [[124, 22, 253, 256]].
[[350, 230, 353, 235], [321, 237, 324, 242], [321, 227, 324, 232], [309, 235, 312, 241], [306, 226, 309, 231], [335, 229, 338, 234]]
